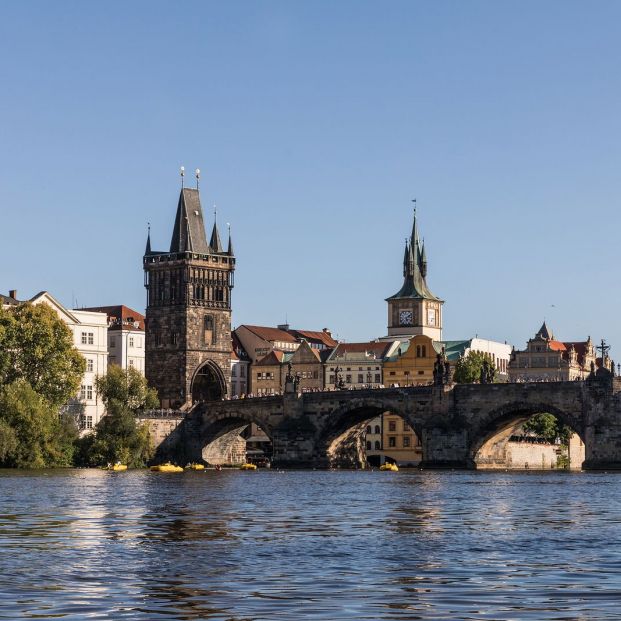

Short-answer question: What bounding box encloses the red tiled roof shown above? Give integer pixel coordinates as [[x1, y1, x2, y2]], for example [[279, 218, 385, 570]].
[[81, 305, 145, 330], [288, 329, 338, 348], [563, 341, 590, 365], [332, 341, 393, 358], [242, 325, 298, 343], [548, 341, 567, 352], [256, 350, 285, 366], [231, 333, 250, 360]]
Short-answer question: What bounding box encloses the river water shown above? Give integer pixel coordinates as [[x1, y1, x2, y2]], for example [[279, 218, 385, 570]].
[[1, 469, 620, 620]]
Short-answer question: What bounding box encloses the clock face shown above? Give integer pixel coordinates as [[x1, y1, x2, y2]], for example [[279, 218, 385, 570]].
[[399, 310, 413, 326], [427, 308, 436, 325]]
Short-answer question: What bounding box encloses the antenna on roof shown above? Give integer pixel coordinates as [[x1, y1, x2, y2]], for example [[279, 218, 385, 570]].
[[195, 168, 200, 190], [180, 166, 185, 188]]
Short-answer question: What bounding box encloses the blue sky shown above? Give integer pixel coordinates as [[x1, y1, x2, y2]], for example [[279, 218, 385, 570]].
[[1, 1, 620, 351]]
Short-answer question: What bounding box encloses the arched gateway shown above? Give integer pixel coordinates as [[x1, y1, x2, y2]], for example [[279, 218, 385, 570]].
[[191, 361, 227, 403]]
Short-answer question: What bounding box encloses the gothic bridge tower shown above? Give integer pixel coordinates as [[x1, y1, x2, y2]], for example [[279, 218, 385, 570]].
[[386, 207, 444, 341], [144, 174, 235, 409]]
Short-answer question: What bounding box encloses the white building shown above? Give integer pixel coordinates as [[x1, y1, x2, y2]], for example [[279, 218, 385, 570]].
[[442, 337, 512, 378], [82, 305, 145, 374], [230, 334, 250, 397], [28, 292, 108, 430]]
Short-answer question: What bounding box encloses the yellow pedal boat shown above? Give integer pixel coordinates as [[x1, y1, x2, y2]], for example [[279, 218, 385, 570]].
[[103, 464, 127, 471], [185, 463, 205, 471], [150, 463, 183, 473], [379, 463, 399, 472], [240, 463, 257, 471]]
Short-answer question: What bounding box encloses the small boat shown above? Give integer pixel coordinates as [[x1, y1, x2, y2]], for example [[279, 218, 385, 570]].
[[379, 463, 399, 472], [185, 463, 205, 471], [240, 463, 257, 471], [103, 463, 127, 471], [150, 462, 183, 473]]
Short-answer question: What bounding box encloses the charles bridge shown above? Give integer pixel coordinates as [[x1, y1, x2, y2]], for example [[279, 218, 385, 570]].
[[140, 374, 621, 469]]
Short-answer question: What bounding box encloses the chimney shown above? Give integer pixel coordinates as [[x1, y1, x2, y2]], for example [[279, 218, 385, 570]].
[[9, 290, 17, 300], [323, 328, 332, 337]]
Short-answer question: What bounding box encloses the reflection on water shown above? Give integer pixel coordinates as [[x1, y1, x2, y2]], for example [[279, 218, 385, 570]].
[[1, 469, 621, 619]]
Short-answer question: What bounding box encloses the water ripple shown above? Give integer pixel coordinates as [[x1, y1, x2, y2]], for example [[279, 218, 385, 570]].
[[1, 469, 621, 619]]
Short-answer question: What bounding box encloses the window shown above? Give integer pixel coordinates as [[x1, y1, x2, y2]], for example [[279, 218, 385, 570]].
[[86, 416, 93, 430], [418, 370, 425, 375], [366, 425, 372, 434], [81, 332, 87, 345], [329, 375, 335, 383], [366, 441, 371, 450], [389, 437, 396, 447], [257, 373, 262, 380], [389, 371, 396, 376], [346, 374, 352, 383], [129, 359, 134, 367], [87, 359, 94, 372], [358, 374, 363, 383], [232, 365, 237, 377], [80, 385, 86, 400], [374, 425, 380, 434], [313, 370, 318, 379], [375, 374, 381, 383], [129, 336, 134, 347], [240, 366, 246, 378], [86, 385, 93, 400], [389, 421, 396, 432], [375, 440, 381, 450], [403, 436, 411, 447], [88, 333, 94, 345]]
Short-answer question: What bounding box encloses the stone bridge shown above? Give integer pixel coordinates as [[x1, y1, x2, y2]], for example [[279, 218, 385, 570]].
[[141, 375, 621, 469]]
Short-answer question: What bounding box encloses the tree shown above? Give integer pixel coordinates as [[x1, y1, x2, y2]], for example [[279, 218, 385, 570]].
[[77, 366, 158, 468], [522, 413, 573, 445], [0, 379, 78, 467], [0, 303, 85, 408], [453, 351, 497, 384]]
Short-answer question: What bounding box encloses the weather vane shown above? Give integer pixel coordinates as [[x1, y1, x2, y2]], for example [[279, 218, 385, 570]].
[[180, 166, 185, 188], [195, 168, 200, 190]]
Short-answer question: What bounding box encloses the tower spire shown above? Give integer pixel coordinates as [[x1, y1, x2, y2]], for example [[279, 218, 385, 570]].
[[227, 222, 234, 256], [210, 204, 223, 253], [145, 222, 151, 255], [402, 238, 409, 277]]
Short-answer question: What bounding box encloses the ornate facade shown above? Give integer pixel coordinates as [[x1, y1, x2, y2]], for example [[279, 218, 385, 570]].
[[144, 185, 235, 408], [508, 322, 598, 382]]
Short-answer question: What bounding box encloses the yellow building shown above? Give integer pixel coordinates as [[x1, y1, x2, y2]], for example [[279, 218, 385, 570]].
[[382, 413, 422, 466], [383, 334, 440, 386]]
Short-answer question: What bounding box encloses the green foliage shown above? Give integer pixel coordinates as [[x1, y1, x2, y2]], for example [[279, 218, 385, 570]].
[[522, 412, 573, 445], [0, 380, 78, 467], [453, 351, 497, 384], [76, 366, 157, 468], [0, 303, 85, 408]]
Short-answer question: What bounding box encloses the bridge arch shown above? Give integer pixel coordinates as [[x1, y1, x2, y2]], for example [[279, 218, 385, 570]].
[[315, 398, 421, 468], [469, 401, 585, 469], [191, 360, 227, 403], [196, 406, 273, 466]]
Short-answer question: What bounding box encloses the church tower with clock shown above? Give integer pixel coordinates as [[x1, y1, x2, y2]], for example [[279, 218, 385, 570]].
[[385, 209, 443, 341]]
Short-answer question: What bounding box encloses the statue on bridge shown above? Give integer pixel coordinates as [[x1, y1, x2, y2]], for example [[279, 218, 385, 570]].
[[433, 348, 452, 386], [480, 358, 496, 384]]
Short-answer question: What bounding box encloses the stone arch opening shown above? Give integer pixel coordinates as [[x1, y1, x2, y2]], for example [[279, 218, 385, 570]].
[[191, 361, 226, 403], [470, 403, 585, 471], [200, 415, 272, 467], [317, 401, 422, 469]]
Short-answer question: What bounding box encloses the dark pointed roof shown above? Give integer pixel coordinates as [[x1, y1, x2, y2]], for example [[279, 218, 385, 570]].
[[210, 221, 223, 253], [169, 188, 210, 254], [227, 229, 234, 256], [387, 210, 441, 302], [535, 321, 553, 340], [145, 229, 151, 255]]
